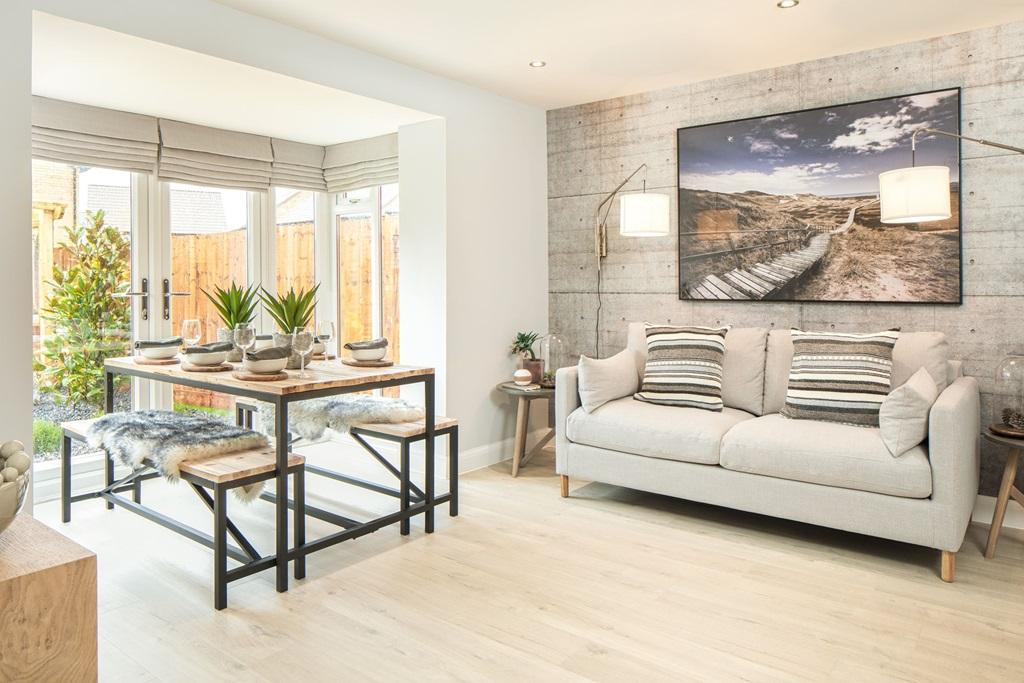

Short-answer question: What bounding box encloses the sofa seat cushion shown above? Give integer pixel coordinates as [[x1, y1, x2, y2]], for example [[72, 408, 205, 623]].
[[720, 414, 932, 498], [566, 397, 753, 464]]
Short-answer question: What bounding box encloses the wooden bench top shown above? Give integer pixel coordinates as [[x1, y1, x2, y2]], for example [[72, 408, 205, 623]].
[[62, 418, 99, 442], [351, 416, 458, 438]]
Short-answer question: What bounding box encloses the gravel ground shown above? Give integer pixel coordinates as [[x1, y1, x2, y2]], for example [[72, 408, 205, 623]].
[[33, 389, 130, 461]]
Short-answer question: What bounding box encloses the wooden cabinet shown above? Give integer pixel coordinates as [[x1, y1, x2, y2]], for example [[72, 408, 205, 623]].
[[0, 514, 97, 682]]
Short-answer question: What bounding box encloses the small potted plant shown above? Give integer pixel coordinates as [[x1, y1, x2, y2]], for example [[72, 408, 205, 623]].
[[540, 370, 556, 389], [203, 282, 260, 362], [260, 284, 319, 369], [511, 331, 544, 383]]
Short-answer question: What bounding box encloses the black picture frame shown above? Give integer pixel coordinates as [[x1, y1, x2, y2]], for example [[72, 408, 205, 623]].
[[676, 87, 963, 304]]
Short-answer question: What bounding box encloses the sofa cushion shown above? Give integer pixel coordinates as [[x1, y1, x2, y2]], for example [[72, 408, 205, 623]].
[[765, 330, 951, 414], [879, 367, 939, 457], [720, 414, 932, 498], [566, 397, 753, 464], [634, 324, 729, 410], [627, 322, 768, 416], [577, 349, 640, 413]]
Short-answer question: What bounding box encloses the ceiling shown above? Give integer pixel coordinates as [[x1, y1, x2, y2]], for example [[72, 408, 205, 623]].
[[32, 12, 435, 146], [214, 0, 1024, 109]]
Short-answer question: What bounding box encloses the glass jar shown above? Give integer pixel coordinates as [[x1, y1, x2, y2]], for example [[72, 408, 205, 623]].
[[995, 354, 1024, 428], [539, 333, 567, 386]]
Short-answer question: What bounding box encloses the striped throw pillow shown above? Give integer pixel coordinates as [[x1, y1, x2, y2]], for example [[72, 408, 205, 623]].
[[781, 329, 900, 427], [634, 324, 729, 411]]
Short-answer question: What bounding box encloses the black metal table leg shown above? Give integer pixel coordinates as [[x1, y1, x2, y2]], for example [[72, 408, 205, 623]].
[[214, 484, 228, 610], [424, 374, 435, 533], [294, 466, 306, 580], [104, 370, 115, 510], [61, 435, 72, 523], [449, 429, 459, 517], [275, 399, 289, 592], [400, 442, 410, 536]]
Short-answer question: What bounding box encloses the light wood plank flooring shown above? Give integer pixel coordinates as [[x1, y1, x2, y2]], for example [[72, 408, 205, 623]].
[[35, 444, 1024, 682]]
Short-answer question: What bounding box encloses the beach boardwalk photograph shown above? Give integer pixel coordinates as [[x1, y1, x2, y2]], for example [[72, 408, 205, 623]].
[[676, 88, 961, 303]]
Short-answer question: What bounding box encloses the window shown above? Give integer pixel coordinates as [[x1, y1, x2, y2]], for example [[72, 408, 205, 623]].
[[31, 161, 135, 461], [274, 187, 316, 294], [334, 183, 400, 362]]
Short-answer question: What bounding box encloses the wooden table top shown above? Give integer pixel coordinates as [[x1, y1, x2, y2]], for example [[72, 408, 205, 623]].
[[105, 356, 433, 397], [983, 429, 1024, 449], [0, 514, 95, 583], [496, 381, 555, 397]]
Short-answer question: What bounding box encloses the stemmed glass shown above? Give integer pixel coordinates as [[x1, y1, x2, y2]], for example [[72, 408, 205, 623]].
[[233, 323, 256, 363], [316, 320, 335, 359], [181, 319, 201, 348], [291, 327, 314, 378]]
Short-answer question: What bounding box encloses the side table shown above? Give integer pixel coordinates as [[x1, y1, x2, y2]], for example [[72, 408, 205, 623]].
[[497, 382, 555, 476], [983, 430, 1024, 558]]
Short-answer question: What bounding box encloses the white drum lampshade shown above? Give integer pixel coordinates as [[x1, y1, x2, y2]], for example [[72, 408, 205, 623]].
[[878, 165, 951, 224], [619, 192, 670, 236]]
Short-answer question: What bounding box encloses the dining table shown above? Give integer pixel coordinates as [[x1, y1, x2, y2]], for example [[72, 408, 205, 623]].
[[103, 356, 438, 593]]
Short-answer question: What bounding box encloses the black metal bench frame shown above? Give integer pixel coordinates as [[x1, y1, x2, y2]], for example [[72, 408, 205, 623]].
[[61, 427, 305, 610]]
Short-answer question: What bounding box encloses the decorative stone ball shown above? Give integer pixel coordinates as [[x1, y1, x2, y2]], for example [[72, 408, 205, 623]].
[[513, 369, 533, 386], [1, 467, 18, 483], [4, 451, 30, 475], [0, 440, 23, 459]]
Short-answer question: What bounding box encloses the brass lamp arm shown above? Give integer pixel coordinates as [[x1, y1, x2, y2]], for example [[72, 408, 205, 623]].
[[911, 127, 1024, 165], [594, 163, 648, 263]]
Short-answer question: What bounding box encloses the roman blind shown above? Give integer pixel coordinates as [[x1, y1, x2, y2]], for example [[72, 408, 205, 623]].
[[323, 133, 398, 193], [270, 138, 327, 192], [158, 119, 273, 191], [31, 96, 159, 174]]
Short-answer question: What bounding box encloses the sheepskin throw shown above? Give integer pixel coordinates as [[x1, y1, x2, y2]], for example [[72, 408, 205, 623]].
[[88, 410, 269, 501], [259, 394, 424, 441]]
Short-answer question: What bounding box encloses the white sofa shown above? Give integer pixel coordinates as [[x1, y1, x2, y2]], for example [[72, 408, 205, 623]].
[[555, 323, 981, 581]]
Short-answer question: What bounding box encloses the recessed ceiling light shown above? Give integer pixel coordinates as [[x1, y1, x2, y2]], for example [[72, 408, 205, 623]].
[[777, 0, 799, 7], [529, 60, 547, 68]]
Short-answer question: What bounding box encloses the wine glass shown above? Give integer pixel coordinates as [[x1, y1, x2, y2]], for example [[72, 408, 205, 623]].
[[233, 323, 256, 360], [291, 327, 314, 379], [316, 320, 335, 359], [181, 319, 201, 348]]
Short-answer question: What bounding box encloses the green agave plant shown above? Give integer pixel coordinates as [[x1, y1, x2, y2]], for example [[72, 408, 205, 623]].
[[202, 282, 260, 329], [260, 283, 320, 332]]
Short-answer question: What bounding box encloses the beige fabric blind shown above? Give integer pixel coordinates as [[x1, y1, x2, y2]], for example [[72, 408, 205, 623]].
[[323, 133, 398, 193], [270, 139, 327, 192], [31, 96, 159, 173], [158, 119, 273, 191]]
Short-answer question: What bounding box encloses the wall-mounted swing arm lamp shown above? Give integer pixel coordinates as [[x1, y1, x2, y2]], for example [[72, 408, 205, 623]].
[[879, 127, 1024, 224], [591, 163, 670, 356]]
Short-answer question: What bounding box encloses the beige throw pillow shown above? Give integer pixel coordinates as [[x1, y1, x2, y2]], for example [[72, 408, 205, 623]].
[[578, 349, 639, 413], [879, 367, 939, 457]]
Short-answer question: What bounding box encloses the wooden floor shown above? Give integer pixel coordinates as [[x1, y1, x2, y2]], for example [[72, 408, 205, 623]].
[[36, 444, 1024, 682]]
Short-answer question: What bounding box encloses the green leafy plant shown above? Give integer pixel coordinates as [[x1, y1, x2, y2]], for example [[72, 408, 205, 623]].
[[38, 210, 131, 407], [511, 331, 541, 360], [33, 419, 63, 455], [259, 284, 320, 332], [203, 282, 260, 329]]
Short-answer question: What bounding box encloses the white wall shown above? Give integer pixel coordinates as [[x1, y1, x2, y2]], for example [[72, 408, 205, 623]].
[[0, 1, 35, 509], [29, 0, 549, 465]]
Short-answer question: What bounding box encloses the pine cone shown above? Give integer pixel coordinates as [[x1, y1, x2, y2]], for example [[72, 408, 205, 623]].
[[1002, 408, 1024, 430]]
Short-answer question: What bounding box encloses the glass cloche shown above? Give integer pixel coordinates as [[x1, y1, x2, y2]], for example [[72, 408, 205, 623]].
[[996, 354, 1024, 430], [539, 333, 567, 386]]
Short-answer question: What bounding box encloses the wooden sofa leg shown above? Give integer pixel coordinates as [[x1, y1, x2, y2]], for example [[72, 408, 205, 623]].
[[560, 475, 569, 498], [941, 550, 956, 583]]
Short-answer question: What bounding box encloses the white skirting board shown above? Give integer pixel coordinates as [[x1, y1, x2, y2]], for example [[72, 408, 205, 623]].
[[973, 494, 1024, 531]]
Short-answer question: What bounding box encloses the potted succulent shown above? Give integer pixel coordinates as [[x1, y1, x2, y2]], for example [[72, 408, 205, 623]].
[[203, 282, 260, 362], [260, 284, 319, 369], [511, 331, 544, 383]]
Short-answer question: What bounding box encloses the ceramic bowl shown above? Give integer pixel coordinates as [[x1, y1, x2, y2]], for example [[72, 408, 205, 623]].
[[350, 347, 387, 362], [0, 440, 31, 536], [253, 337, 275, 351], [312, 341, 326, 355], [138, 345, 180, 360], [184, 350, 228, 367], [243, 356, 288, 375]]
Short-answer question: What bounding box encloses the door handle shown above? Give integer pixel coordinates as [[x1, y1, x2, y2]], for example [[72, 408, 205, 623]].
[[113, 277, 149, 321], [162, 279, 191, 321]]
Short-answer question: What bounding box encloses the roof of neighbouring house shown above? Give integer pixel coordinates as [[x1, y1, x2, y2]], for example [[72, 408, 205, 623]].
[[275, 189, 314, 225], [84, 184, 131, 232]]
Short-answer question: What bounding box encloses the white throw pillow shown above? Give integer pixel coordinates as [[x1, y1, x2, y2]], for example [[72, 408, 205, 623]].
[[879, 367, 939, 457], [578, 349, 639, 413]]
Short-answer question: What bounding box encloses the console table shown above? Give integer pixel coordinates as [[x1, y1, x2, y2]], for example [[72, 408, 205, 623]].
[[0, 514, 97, 682]]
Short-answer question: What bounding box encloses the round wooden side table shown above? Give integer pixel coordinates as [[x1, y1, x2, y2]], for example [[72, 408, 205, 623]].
[[497, 382, 555, 477], [982, 430, 1024, 559]]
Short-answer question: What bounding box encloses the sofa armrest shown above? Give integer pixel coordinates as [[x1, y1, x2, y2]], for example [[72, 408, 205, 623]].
[[555, 366, 580, 474], [928, 375, 981, 549]]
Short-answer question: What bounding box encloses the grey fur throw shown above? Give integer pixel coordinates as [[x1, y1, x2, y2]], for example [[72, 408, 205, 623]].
[[88, 410, 269, 501], [259, 394, 424, 441]]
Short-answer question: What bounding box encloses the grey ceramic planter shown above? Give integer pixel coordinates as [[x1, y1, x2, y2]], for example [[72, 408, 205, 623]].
[[273, 332, 315, 369], [216, 328, 244, 362]]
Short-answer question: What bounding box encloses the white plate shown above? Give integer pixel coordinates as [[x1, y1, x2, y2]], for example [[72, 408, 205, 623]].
[[183, 350, 228, 366], [243, 357, 288, 374], [138, 345, 180, 359]]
